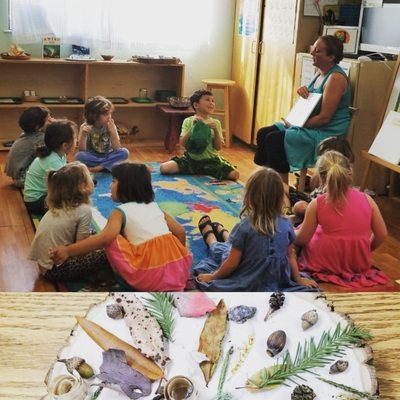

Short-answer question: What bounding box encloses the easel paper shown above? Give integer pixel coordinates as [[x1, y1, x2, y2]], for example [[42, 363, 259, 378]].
[[369, 110, 400, 164]]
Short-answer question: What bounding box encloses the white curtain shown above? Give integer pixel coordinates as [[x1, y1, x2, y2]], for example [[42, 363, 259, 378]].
[[11, 0, 214, 51]]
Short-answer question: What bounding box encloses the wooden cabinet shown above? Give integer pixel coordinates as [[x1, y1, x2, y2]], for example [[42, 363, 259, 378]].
[[0, 58, 184, 150], [231, 0, 320, 144], [294, 53, 396, 193]]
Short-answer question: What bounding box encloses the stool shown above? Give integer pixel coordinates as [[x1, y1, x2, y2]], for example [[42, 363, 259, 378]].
[[201, 78, 235, 147]]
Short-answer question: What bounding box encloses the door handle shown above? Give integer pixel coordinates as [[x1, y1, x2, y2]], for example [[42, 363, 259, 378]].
[[259, 41, 265, 55]]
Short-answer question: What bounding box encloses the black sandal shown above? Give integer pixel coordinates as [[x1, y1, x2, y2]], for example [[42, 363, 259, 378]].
[[198, 215, 215, 247], [211, 222, 229, 242]]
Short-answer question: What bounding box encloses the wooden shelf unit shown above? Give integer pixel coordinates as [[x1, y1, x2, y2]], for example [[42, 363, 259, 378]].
[[0, 58, 185, 150]]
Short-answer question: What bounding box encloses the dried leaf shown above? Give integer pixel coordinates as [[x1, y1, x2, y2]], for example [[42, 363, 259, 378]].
[[198, 299, 228, 385], [76, 317, 164, 381], [97, 349, 152, 399], [111, 293, 169, 367]]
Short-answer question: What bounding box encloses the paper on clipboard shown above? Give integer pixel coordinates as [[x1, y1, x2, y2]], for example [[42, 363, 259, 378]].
[[286, 93, 322, 127]]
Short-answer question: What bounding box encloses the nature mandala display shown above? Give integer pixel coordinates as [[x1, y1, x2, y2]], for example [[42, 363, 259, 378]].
[[42, 293, 378, 400]]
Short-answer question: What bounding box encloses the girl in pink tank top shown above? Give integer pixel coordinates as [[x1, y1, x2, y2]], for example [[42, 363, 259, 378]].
[[295, 151, 388, 288]]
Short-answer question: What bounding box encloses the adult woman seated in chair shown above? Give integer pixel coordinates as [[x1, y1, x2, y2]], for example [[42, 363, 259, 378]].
[[254, 35, 351, 184]]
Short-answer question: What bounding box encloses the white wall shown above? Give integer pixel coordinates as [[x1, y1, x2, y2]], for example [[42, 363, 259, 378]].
[[0, 0, 235, 96]]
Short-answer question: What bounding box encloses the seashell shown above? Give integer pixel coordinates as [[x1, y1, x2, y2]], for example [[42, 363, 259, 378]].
[[291, 384, 316, 400], [228, 305, 257, 324], [106, 303, 125, 319], [329, 359, 349, 374], [47, 374, 87, 399], [266, 330, 286, 357], [301, 309, 318, 330]]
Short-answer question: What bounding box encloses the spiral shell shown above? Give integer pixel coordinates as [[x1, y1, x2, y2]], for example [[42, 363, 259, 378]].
[[329, 359, 349, 374], [266, 330, 286, 357], [301, 309, 318, 330]]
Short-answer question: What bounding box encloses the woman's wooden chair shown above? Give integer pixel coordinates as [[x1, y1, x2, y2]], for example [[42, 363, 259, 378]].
[[296, 106, 358, 192]]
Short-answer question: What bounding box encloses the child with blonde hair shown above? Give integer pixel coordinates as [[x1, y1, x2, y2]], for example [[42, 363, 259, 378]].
[[50, 162, 192, 291], [195, 167, 318, 291], [29, 162, 109, 281], [75, 96, 129, 172], [296, 150, 388, 288], [24, 119, 76, 215]]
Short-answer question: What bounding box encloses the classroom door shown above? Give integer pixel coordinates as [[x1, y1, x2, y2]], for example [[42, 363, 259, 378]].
[[252, 0, 299, 144], [231, 0, 263, 144]]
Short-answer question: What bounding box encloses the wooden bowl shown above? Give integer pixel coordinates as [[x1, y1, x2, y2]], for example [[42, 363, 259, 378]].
[[1, 52, 31, 60], [101, 55, 114, 61]]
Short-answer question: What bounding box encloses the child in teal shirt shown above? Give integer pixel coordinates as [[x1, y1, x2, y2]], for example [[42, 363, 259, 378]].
[[24, 120, 76, 215], [160, 90, 239, 180]]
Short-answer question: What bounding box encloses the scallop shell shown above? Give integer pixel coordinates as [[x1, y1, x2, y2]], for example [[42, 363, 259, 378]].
[[301, 309, 318, 330], [329, 359, 349, 374], [266, 330, 286, 357]]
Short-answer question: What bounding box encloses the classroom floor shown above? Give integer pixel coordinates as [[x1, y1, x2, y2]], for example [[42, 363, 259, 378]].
[[1, 139, 399, 293]]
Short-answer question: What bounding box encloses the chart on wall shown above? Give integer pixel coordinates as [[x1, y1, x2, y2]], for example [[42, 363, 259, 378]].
[[238, 0, 260, 37], [263, 0, 297, 43]]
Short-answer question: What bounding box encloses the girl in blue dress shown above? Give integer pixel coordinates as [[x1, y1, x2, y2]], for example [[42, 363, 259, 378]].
[[194, 168, 318, 292]]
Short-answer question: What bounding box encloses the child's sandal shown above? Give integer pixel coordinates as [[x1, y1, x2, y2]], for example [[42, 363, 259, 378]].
[[198, 215, 215, 247], [211, 222, 229, 242]]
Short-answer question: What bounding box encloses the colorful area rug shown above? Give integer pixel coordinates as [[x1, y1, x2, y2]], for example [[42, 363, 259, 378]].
[[59, 163, 244, 291]]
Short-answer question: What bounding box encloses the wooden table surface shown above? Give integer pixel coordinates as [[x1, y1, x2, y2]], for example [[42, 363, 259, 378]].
[[0, 293, 399, 399]]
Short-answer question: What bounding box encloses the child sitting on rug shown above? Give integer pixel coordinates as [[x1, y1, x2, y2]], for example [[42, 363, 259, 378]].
[[29, 162, 109, 282], [75, 96, 129, 172], [295, 150, 388, 288], [291, 136, 355, 221], [5, 106, 53, 188], [159, 89, 239, 180], [50, 162, 192, 291], [194, 167, 318, 292], [23, 120, 77, 216]]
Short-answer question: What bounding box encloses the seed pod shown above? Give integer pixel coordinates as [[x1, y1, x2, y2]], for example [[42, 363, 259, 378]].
[[58, 357, 95, 379], [329, 359, 349, 374], [264, 292, 285, 321], [291, 384, 316, 400], [301, 309, 318, 330], [266, 330, 286, 357], [106, 303, 125, 319]]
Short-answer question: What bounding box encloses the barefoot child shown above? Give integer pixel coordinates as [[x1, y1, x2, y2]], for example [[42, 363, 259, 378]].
[[50, 162, 192, 291], [75, 96, 129, 172], [29, 162, 109, 281], [160, 90, 239, 180], [5, 106, 53, 188], [23, 119, 76, 216], [296, 151, 388, 288]]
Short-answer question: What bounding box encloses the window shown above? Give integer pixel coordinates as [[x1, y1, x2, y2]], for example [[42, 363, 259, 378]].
[[7, 0, 12, 31]]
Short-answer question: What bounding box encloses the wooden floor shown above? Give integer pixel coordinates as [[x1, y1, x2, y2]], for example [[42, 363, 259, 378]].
[[1, 139, 399, 292]]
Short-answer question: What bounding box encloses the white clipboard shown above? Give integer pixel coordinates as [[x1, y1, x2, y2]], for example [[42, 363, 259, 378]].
[[285, 93, 322, 127]]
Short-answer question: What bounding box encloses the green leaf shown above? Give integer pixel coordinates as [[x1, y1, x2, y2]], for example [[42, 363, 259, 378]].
[[142, 293, 175, 341], [245, 323, 372, 390]]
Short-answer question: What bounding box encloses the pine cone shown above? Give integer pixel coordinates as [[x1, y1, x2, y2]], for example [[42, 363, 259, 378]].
[[291, 384, 316, 400], [269, 292, 285, 311]]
